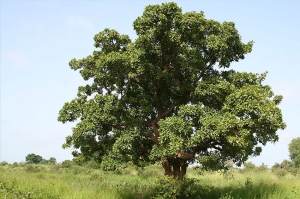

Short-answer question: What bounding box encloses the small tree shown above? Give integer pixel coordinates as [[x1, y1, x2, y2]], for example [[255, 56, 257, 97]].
[[280, 159, 294, 170], [0, 161, 9, 166], [256, 163, 268, 172], [271, 162, 281, 169], [58, 2, 285, 179], [25, 153, 43, 164], [48, 157, 57, 165], [61, 160, 73, 168], [289, 137, 300, 168], [243, 162, 256, 171]]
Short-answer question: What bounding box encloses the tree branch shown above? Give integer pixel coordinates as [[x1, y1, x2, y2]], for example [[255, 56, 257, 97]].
[[111, 65, 154, 97], [177, 152, 194, 160], [160, 90, 189, 119], [101, 122, 127, 130], [177, 145, 202, 160]]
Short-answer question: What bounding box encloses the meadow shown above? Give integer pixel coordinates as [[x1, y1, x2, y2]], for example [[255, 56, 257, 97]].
[[0, 163, 299, 199]]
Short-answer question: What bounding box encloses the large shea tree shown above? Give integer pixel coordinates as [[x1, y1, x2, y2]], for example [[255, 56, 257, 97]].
[[58, 2, 286, 179]]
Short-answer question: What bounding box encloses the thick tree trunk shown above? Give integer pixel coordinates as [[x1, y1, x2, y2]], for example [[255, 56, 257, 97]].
[[162, 158, 187, 180]]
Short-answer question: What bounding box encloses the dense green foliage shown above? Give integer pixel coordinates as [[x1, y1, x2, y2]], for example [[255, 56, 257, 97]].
[[268, 138, 300, 177], [289, 137, 300, 167], [0, 163, 299, 199], [25, 153, 43, 164], [58, 2, 285, 178], [25, 153, 56, 165]]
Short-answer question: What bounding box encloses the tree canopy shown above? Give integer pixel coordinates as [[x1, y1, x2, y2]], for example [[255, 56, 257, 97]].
[[58, 2, 286, 179], [25, 153, 43, 164], [25, 153, 56, 164], [289, 137, 300, 167]]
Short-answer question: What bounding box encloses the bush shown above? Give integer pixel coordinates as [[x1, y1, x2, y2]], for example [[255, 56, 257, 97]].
[[87, 172, 103, 180], [25, 164, 41, 173], [61, 160, 73, 168], [11, 162, 19, 168], [153, 176, 202, 199], [243, 162, 256, 171], [84, 160, 101, 169], [25, 153, 43, 164], [138, 164, 163, 178], [69, 165, 87, 174], [49, 164, 62, 173], [271, 162, 281, 169], [272, 168, 287, 177], [256, 163, 268, 172], [272, 160, 299, 176], [0, 161, 9, 166], [288, 167, 299, 176]]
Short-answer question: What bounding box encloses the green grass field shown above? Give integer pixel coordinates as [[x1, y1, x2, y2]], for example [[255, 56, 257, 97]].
[[0, 163, 299, 199]]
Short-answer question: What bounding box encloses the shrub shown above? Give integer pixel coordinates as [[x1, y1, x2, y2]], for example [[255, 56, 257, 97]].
[[280, 159, 293, 170], [288, 167, 299, 176], [243, 162, 255, 169], [85, 160, 101, 169], [0, 161, 8, 166], [25, 164, 41, 173], [70, 165, 86, 174], [88, 172, 103, 180], [243, 162, 256, 171], [272, 168, 287, 177], [49, 164, 62, 173], [152, 176, 202, 199], [271, 162, 281, 169], [256, 163, 268, 172], [61, 160, 73, 168], [11, 162, 19, 168]]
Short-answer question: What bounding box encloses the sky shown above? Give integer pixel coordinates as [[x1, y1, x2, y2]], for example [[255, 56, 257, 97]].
[[1, 0, 299, 167]]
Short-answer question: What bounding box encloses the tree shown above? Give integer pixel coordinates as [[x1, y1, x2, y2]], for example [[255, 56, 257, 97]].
[[289, 137, 300, 167], [25, 153, 43, 164], [48, 157, 57, 164], [243, 162, 256, 171], [58, 2, 286, 179], [271, 162, 281, 169], [280, 159, 294, 170]]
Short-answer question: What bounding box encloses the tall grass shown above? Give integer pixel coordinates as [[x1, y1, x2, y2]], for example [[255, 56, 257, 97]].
[[0, 164, 299, 199], [187, 168, 300, 199]]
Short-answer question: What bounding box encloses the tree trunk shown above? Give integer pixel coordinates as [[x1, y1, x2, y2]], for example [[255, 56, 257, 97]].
[[162, 158, 187, 180]]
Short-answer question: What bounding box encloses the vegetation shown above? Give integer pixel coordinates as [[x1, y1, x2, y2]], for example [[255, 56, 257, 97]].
[[25, 153, 43, 164], [0, 162, 299, 199], [1, 2, 297, 199], [58, 2, 285, 179], [2, 141, 300, 199], [25, 153, 57, 165], [268, 137, 300, 177], [289, 137, 300, 167]]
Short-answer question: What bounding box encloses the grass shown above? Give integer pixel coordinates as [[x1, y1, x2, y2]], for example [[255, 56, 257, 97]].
[[187, 168, 300, 199], [0, 163, 299, 199], [0, 164, 158, 199]]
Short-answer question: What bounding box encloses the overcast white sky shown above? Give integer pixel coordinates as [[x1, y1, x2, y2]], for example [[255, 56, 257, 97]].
[[1, 0, 299, 167]]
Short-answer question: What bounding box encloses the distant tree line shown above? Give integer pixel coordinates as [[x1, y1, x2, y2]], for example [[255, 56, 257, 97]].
[[0, 137, 299, 177], [241, 137, 300, 177], [25, 153, 57, 164], [270, 137, 300, 176]]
